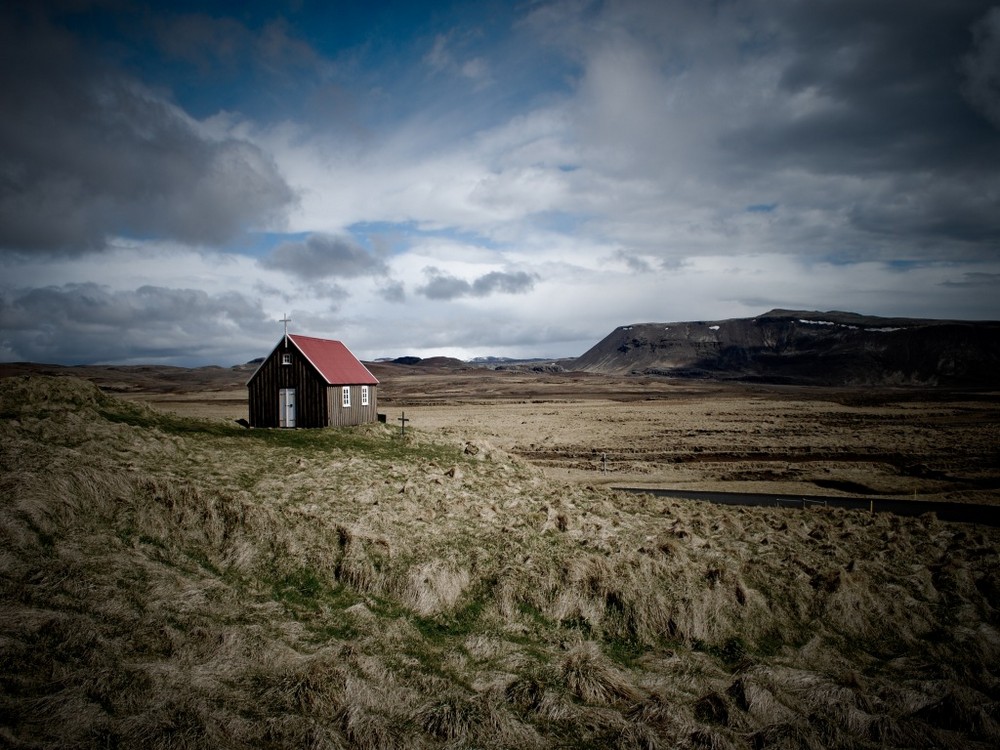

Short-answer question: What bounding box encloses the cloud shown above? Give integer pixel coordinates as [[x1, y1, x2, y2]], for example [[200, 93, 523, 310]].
[[520, 0, 1000, 262], [2, 1, 999, 369], [472, 271, 538, 296], [153, 13, 255, 72], [610, 249, 653, 273], [378, 281, 406, 303], [423, 31, 492, 89], [0, 8, 295, 254], [155, 14, 327, 77], [963, 7, 1000, 128], [259, 234, 388, 280], [764, 0, 990, 163], [424, 34, 453, 73], [416, 267, 537, 300], [307, 282, 350, 310], [417, 268, 474, 300], [940, 272, 1000, 288], [0, 283, 269, 364]]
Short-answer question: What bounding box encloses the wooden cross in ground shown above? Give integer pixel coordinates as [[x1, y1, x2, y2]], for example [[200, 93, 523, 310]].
[[397, 411, 409, 436]]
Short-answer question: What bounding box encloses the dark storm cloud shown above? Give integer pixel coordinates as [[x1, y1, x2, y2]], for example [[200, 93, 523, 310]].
[[259, 234, 388, 280], [0, 7, 295, 253], [940, 272, 1000, 288], [717, 0, 1000, 254], [0, 283, 269, 364], [847, 176, 1000, 248], [416, 267, 538, 300], [963, 7, 1000, 128], [743, 0, 997, 169]]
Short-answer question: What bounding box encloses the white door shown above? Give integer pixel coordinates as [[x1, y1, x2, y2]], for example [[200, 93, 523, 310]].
[[279, 388, 296, 427]]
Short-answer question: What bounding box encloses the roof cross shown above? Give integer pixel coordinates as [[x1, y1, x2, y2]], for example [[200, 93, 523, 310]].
[[280, 313, 291, 343]]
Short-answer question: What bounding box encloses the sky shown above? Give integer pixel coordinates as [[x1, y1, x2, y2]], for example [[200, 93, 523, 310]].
[[1, 0, 999, 366]]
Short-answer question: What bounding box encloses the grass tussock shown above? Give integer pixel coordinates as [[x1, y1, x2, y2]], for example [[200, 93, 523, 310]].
[[560, 640, 641, 705], [2, 375, 1000, 748]]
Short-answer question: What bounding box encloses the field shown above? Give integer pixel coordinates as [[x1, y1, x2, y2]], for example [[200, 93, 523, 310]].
[[127, 365, 1000, 504], [2, 368, 1000, 748]]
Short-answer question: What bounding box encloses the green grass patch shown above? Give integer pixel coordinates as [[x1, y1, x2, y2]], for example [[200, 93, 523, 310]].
[[272, 567, 328, 610], [694, 636, 751, 669], [99, 402, 465, 465], [604, 635, 648, 667], [179, 548, 224, 578], [753, 627, 787, 658], [411, 595, 488, 642], [306, 617, 361, 643], [559, 615, 593, 637], [516, 601, 552, 629], [269, 568, 366, 641]]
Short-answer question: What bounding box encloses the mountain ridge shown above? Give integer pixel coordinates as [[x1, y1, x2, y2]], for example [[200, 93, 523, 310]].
[[573, 309, 1000, 386]]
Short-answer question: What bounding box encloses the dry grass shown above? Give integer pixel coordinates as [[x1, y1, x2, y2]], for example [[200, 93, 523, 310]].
[[2, 374, 1000, 748]]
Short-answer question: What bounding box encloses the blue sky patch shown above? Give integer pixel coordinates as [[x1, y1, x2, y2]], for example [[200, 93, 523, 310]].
[[228, 231, 312, 259]]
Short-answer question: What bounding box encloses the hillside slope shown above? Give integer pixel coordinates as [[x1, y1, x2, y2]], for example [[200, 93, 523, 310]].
[[2, 376, 1000, 748], [574, 309, 1000, 386]]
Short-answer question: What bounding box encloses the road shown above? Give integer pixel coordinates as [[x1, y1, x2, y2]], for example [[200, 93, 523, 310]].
[[612, 487, 1000, 526]]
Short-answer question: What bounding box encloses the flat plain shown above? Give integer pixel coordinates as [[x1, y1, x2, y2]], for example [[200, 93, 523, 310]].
[[123, 364, 1000, 506]]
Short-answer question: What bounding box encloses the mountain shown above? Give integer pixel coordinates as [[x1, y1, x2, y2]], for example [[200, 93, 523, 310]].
[[574, 309, 1000, 386]]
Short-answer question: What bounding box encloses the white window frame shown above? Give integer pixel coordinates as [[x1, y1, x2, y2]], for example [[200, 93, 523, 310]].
[[341, 385, 351, 407], [361, 385, 369, 406], [281, 353, 292, 365]]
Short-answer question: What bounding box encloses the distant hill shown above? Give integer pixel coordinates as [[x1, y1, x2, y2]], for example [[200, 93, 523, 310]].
[[0, 361, 251, 393], [384, 355, 468, 368], [573, 309, 1000, 386]]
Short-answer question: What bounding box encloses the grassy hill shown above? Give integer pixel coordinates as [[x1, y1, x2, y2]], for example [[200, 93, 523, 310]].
[[2, 375, 999, 748]]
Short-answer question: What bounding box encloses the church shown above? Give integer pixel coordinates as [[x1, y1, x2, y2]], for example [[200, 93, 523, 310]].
[[246, 330, 379, 428]]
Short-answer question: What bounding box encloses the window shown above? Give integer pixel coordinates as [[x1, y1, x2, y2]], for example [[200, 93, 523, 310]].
[[342, 386, 350, 407], [361, 385, 369, 406], [281, 353, 291, 365]]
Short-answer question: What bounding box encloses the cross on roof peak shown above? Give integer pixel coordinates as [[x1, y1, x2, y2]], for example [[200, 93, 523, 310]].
[[280, 313, 291, 342]]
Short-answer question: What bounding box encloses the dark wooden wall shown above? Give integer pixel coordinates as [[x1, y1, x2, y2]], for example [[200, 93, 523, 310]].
[[325, 384, 379, 427], [247, 339, 327, 428], [247, 339, 378, 428]]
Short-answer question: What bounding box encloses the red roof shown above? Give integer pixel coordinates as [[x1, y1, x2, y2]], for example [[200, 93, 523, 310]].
[[287, 334, 379, 385]]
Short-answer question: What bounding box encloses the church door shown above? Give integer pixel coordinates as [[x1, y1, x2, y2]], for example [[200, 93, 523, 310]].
[[279, 388, 296, 428]]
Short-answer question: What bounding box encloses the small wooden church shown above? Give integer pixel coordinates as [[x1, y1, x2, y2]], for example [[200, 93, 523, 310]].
[[247, 333, 379, 428]]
